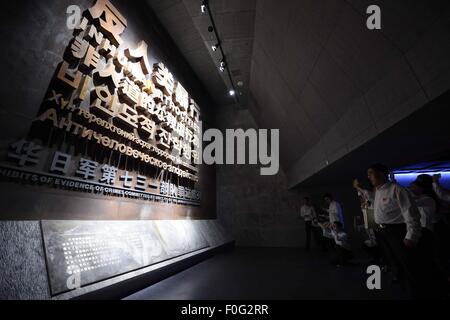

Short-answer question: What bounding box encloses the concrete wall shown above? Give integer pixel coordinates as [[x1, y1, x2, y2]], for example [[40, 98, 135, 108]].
[[214, 103, 370, 248], [215, 104, 306, 247]]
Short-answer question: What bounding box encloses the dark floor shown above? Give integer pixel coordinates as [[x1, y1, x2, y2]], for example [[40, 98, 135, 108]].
[[124, 247, 407, 300]]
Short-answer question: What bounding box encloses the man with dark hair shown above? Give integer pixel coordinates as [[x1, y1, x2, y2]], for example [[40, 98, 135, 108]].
[[368, 163, 390, 176], [300, 196, 317, 251], [353, 163, 425, 298], [323, 193, 345, 227]]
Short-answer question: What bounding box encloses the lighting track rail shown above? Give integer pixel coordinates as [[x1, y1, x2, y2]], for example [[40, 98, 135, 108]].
[[201, 0, 239, 102]]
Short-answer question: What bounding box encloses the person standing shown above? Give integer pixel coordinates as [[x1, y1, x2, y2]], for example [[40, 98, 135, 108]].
[[300, 197, 317, 251], [323, 194, 345, 227], [432, 173, 450, 203], [409, 175, 439, 233], [430, 174, 450, 284], [353, 164, 432, 299], [409, 174, 448, 297]]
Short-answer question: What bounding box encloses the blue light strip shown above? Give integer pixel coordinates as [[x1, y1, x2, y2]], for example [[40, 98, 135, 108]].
[[393, 171, 450, 188], [393, 171, 450, 177]]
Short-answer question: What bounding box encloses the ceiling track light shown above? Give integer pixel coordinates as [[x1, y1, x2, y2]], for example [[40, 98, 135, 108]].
[[201, 0, 239, 103], [219, 59, 226, 72], [201, 0, 208, 13]]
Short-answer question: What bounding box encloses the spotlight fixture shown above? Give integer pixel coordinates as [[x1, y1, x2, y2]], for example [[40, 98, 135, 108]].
[[201, 0, 239, 103], [219, 59, 227, 72], [201, 0, 208, 13]]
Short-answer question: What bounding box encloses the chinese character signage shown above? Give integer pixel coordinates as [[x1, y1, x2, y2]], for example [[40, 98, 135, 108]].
[[0, 0, 208, 215]]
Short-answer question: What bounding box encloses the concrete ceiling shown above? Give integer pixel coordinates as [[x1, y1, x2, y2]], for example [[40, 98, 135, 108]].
[[146, 0, 450, 186], [146, 0, 255, 107]]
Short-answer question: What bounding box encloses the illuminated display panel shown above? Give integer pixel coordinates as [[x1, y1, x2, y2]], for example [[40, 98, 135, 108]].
[[0, 0, 216, 220]]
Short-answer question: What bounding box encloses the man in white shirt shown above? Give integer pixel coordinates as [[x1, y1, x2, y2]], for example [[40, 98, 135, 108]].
[[300, 197, 317, 251], [409, 176, 438, 232], [323, 194, 345, 227], [431, 174, 450, 224], [432, 173, 450, 202], [353, 164, 443, 299], [353, 165, 421, 245], [414, 193, 437, 232]]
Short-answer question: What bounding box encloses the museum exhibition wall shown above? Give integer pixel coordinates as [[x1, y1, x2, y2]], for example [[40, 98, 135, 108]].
[[0, 0, 232, 299]]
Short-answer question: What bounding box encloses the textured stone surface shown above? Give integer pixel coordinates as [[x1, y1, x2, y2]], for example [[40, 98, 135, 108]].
[[196, 219, 233, 248], [0, 219, 232, 300], [215, 104, 305, 247], [42, 220, 211, 295], [0, 221, 50, 300]]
